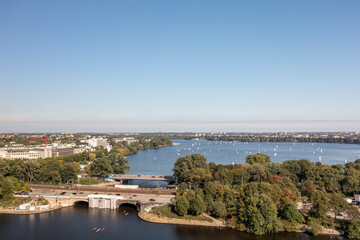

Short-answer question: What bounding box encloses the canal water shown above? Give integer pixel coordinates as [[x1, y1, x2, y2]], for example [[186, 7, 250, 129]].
[[127, 139, 360, 175], [0, 204, 344, 240]]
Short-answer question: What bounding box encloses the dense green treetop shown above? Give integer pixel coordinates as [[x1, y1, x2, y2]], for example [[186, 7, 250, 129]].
[[173, 154, 209, 183], [246, 153, 271, 165]]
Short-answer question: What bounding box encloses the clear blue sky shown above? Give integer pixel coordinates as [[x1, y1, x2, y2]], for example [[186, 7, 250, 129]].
[[1, 0, 359, 132]]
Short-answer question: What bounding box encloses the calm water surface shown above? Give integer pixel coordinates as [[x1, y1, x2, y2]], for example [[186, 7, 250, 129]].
[[127, 139, 360, 175], [0, 204, 344, 240]]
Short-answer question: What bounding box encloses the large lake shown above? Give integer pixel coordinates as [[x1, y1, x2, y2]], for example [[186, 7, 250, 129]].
[[127, 139, 360, 175]]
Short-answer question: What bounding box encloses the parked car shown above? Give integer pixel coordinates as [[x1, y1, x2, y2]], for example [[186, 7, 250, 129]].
[[60, 192, 66, 195], [14, 191, 26, 195], [149, 198, 156, 202]]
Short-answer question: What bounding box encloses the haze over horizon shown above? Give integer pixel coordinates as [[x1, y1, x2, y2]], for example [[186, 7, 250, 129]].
[[1, 1, 359, 132]]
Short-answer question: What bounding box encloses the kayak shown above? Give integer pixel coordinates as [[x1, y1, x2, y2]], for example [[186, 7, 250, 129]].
[[92, 227, 97, 231], [100, 228, 105, 232], [96, 228, 101, 232]]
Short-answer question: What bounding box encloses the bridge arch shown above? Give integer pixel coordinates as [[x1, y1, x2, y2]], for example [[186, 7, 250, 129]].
[[116, 200, 140, 211], [73, 200, 89, 206]]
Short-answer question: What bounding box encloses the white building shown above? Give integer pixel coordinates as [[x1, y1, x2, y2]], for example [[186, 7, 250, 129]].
[[115, 137, 138, 145], [0, 146, 53, 160], [87, 137, 112, 151]]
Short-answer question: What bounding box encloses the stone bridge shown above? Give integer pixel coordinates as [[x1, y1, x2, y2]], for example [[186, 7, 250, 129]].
[[88, 195, 163, 211], [44, 196, 89, 208], [43, 194, 170, 211]]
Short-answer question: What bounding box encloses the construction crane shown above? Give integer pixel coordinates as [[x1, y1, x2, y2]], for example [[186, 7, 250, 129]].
[[25, 138, 51, 147]]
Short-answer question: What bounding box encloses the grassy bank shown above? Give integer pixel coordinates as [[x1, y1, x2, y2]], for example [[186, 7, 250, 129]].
[[151, 204, 213, 222]]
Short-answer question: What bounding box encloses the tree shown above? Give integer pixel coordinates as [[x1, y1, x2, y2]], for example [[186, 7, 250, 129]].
[[175, 195, 190, 216], [14, 183, 23, 191], [307, 218, 322, 236], [38, 159, 62, 184], [241, 182, 282, 204], [343, 220, 360, 239], [173, 154, 209, 183], [329, 193, 348, 219], [238, 195, 279, 235], [342, 168, 360, 195], [22, 182, 31, 192], [345, 207, 360, 221], [89, 153, 96, 161], [71, 162, 81, 173], [16, 160, 40, 183], [0, 159, 10, 176], [87, 154, 113, 177], [300, 180, 317, 197], [108, 153, 130, 174], [246, 153, 271, 165], [212, 201, 228, 218], [310, 191, 329, 220], [203, 181, 217, 206], [60, 163, 78, 183], [247, 164, 270, 182], [281, 203, 304, 223], [189, 194, 206, 216], [0, 177, 15, 200]]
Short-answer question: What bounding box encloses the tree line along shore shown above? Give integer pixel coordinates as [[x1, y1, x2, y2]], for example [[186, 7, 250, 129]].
[[156, 153, 360, 238], [172, 135, 360, 144]]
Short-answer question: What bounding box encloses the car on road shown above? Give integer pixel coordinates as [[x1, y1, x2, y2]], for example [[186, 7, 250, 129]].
[[14, 191, 28, 195], [79, 192, 84, 194], [70, 193, 77, 196], [149, 198, 156, 202], [60, 192, 66, 195], [115, 193, 121, 196], [132, 195, 137, 197]]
